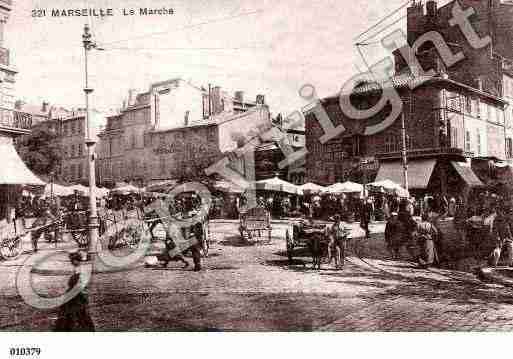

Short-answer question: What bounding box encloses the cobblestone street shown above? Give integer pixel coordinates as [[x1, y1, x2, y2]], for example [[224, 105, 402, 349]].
[[1, 221, 513, 331]]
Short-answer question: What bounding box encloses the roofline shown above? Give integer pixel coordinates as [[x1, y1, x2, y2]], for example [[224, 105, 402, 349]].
[[323, 76, 508, 105]]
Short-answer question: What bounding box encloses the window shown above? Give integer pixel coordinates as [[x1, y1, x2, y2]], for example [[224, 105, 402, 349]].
[[476, 130, 481, 156], [159, 157, 166, 175], [507, 138, 513, 158], [78, 163, 83, 179], [451, 126, 458, 148], [465, 96, 472, 114], [465, 130, 471, 152], [71, 144, 75, 158], [78, 144, 83, 157]]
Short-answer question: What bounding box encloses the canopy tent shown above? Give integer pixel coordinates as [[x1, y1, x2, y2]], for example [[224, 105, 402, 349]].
[[145, 180, 178, 193], [69, 184, 88, 194], [213, 180, 245, 194], [255, 177, 302, 195], [325, 181, 363, 194], [93, 186, 110, 197], [0, 142, 45, 186], [111, 184, 144, 195], [43, 183, 74, 197], [368, 179, 409, 197], [299, 182, 325, 194]]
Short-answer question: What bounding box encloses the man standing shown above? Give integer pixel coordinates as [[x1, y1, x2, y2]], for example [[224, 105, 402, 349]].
[[328, 215, 350, 269], [489, 205, 513, 267]]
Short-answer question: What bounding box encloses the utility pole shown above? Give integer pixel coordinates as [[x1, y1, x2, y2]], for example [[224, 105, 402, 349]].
[[82, 23, 100, 259], [401, 112, 409, 192]]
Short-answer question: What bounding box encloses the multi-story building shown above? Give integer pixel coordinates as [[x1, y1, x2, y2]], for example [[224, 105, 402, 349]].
[[0, 0, 43, 226], [97, 78, 267, 186], [306, 75, 507, 195], [305, 0, 513, 196], [16, 107, 105, 184]]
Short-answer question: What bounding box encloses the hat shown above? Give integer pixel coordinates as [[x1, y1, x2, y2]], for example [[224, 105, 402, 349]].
[[391, 212, 398, 216]]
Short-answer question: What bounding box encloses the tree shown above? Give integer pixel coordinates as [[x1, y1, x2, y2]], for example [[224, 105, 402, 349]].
[[18, 127, 62, 177]]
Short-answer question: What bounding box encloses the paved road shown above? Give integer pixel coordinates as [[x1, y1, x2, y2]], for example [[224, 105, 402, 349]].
[[1, 221, 513, 331]]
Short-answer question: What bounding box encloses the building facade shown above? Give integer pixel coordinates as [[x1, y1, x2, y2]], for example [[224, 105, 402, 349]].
[[97, 79, 269, 186], [305, 0, 513, 196], [0, 0, 43, 227], [305, 75, 507, 196]]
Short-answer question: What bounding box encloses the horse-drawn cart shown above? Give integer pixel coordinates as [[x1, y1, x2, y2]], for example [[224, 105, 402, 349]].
[[285, 220, 329, 263], [239, 207, 272, 243]]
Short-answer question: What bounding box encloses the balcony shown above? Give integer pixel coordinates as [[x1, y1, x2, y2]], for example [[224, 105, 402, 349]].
[[0, 108, 33, 135], [0, 47, 9, 67], [376, 147, 474, 161]]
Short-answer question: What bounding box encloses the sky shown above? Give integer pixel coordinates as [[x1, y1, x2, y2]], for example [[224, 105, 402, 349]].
[[7, 0, 452, 117]]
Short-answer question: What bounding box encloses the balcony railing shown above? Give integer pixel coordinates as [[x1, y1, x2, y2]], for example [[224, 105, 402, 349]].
[[0, 108, 33, 131], [0, 47, 9, 67], [376, 147, 474, 160]]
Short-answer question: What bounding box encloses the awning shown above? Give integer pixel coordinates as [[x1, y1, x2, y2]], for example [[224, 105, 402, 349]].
[[0, 142, 45, 185], [450, 161, 484, 188], [375, 159, 436, 189]]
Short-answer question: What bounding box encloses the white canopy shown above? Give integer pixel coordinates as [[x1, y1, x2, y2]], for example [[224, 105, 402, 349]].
[[0, 142, 45, 185], [299, 182, 325, 194], [111, 184, 143, 195], [69, 184, 88, 194], [255, 177, 302, 195], [368, 179, 409, 197], [214, 180, 245, 194], [326, 181, 363, 194], [44, 183, 74, 197]]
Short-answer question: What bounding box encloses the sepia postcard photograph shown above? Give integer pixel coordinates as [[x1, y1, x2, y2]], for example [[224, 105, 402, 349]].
[[1, 0, 513, 356]]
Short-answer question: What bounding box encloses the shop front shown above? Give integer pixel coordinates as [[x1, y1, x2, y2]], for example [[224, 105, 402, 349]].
[[374, 157, 483, 198]]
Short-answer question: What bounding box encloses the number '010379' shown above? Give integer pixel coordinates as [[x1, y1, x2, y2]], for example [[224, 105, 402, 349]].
[[9, 347, 41, 356]]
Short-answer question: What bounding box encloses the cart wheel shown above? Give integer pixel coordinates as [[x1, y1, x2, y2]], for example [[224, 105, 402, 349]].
[[125, 224, 142, 249], [0, 235, 23, 261], [72, 231, 89, 249], [286, 229, 293, 261]]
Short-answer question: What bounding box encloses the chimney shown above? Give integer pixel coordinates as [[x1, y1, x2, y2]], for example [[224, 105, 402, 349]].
[[14, 100, 24, 110], [184, 111, 190, 126], [42, 101, 49, 113], [426, 0, 437, 18], [128, 89, 137, 106], [256, 94, 265, 105], [476, 77, 484, 91], [234, 91, 244, 103]]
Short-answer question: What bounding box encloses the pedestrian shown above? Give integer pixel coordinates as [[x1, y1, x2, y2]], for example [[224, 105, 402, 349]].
[[54, 252, 95, 332], [489, 205, 513, 267], [398, 199, 418, 260], [327, 214, 350, 269], [359, 199, 372, 238], [384, 212, 404, 259], [415, 213, 439, 268]]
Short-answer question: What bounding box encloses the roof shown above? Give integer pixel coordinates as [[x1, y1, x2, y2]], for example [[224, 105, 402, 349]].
[[327, 74, 508, 104]]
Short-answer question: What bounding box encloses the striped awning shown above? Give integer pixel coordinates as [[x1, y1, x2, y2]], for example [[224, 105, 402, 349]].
[[0, 142, 45, 185], [375, 159, 437, 189], [450, 161, 484, 188]]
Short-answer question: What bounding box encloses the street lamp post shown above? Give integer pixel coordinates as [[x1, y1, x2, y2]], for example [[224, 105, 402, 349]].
[[82, 23, 99, 259]]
